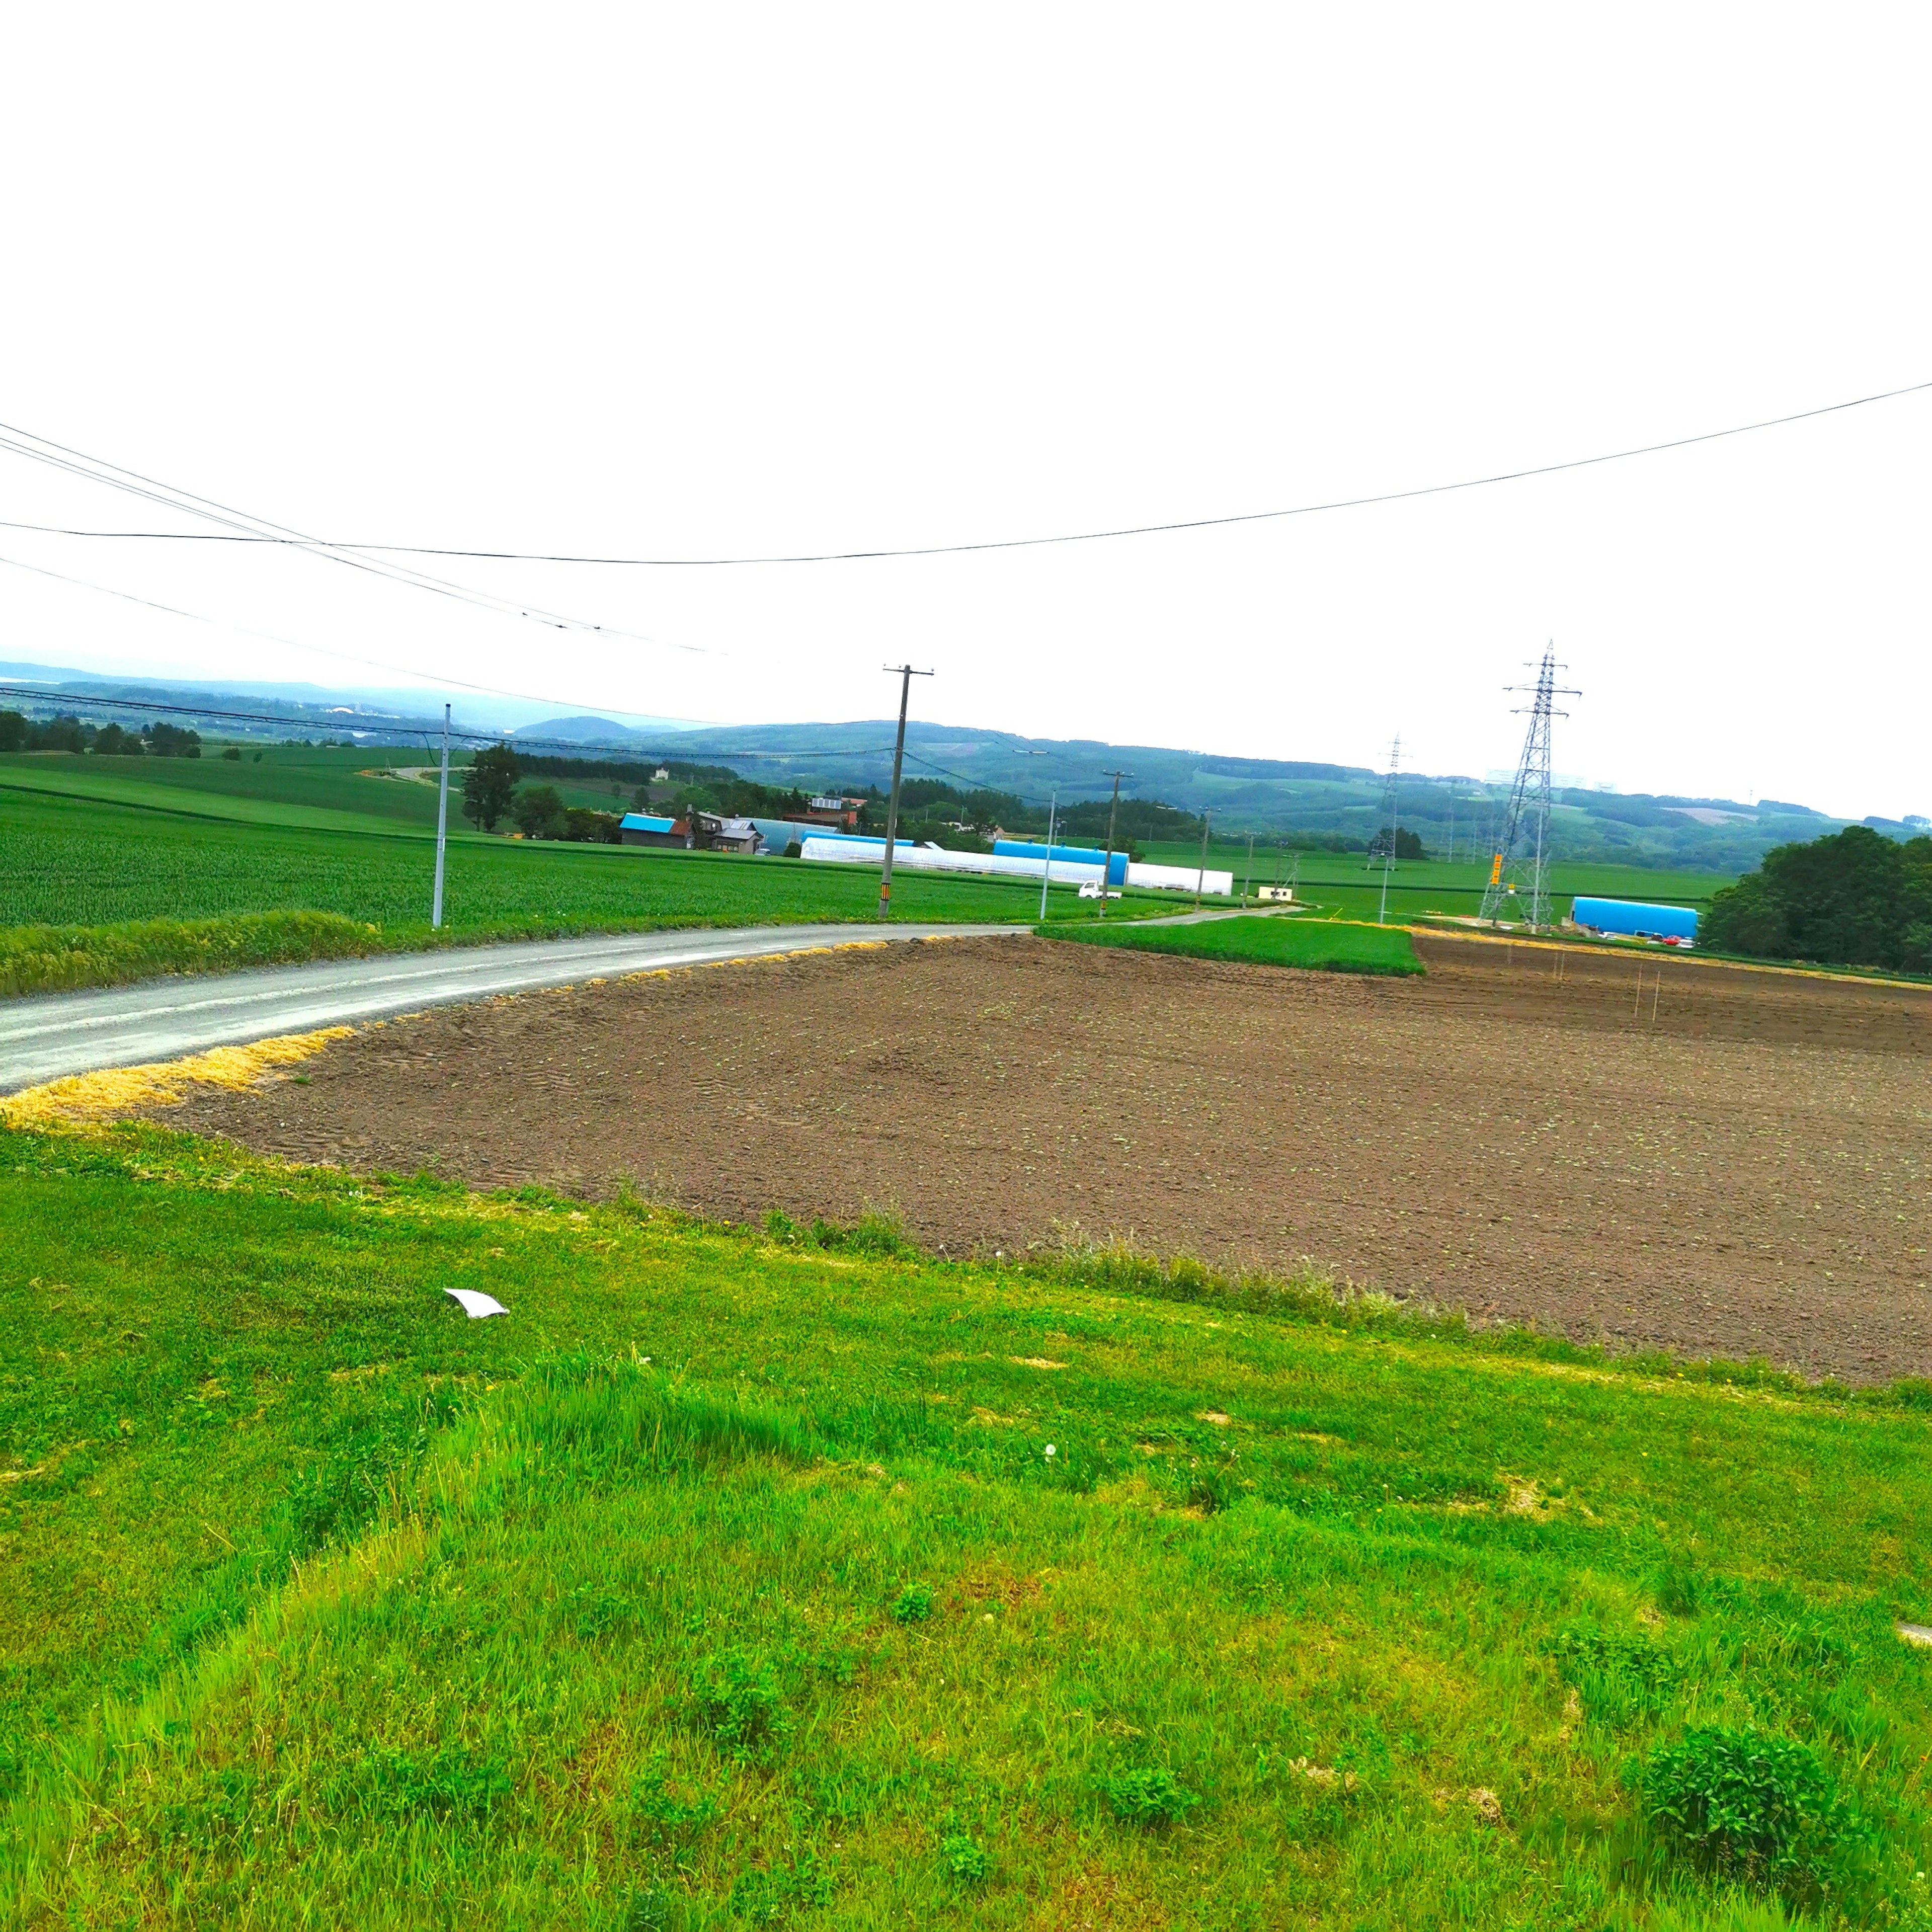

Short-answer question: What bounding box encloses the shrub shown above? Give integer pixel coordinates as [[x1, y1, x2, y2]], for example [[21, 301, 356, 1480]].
[[1102, 1765, 1200, 1828], [941, 1832, 991, 1882], [690, 1647, 786, 1756], [892, 1582, 935, 1624], [1635, 1726, 1874, 1906]]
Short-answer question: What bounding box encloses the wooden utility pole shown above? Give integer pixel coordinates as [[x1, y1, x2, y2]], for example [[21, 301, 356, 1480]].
[[1097, 769, 1130, 917], [876, 664, 932, 918], [1194, 808, 1215, 912]]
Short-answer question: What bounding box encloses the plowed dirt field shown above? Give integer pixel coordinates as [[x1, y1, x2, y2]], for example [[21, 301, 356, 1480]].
[[149, 931, 1932, 1382]]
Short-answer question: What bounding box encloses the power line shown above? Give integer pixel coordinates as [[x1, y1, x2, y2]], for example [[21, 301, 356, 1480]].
[[0, 547, 702, 724], [0, 421, 699, 651], [2, 377, 1924, 565]]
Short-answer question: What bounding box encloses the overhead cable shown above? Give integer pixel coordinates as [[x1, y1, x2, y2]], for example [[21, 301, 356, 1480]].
[[1, 377, 1925, 565], [0, 422, 706, 651]]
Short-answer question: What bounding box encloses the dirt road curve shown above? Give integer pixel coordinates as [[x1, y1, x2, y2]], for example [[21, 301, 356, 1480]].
[[150, 932, 1932, 1383]]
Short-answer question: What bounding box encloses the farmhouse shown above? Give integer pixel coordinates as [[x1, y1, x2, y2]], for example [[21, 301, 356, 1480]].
[[797, 794, 865, 831], [618, 810, 761, 854], [618, 812, 688, 849]]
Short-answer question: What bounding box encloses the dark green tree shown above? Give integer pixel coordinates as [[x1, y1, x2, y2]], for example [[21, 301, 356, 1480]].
[[1703, 825, 1932, 970], [462, 743, 521, 831], [511, 782, 564, 838]]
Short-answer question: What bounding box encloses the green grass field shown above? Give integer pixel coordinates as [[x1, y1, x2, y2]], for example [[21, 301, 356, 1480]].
[[1041, 913, 1423, 976], [4, 1122, 1930, 1927], [1140, 841, 1733, 927], [0, 780, 1078, 958]]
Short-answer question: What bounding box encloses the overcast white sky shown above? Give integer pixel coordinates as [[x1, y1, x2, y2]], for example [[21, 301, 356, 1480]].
[[2, 5, 1927, 816]]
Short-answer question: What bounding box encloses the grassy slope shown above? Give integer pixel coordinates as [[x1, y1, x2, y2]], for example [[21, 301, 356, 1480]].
[[1039, 913, 1423, 976], [0, 786, 1078, 941], [4, 1124, 1929, 1927]]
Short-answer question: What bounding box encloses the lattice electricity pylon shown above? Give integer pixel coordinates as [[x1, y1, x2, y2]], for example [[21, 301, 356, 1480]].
[[1479, 645, 1579, 929], [1365, 735, 1401, 870]]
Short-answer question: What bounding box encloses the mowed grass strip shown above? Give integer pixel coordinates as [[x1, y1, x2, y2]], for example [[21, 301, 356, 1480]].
[[4, 1125, 1931, 1926], [0, 912, 386, 997], [1038, 911, 1424, 975]]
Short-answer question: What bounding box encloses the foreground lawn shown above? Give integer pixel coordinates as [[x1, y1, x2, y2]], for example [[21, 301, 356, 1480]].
[[3, 1124, 1929, 1927], [1040, 911, 1423, 975]]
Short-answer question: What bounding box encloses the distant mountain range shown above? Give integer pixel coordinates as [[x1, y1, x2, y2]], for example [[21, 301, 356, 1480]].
[[3, 662, 1921, 872]]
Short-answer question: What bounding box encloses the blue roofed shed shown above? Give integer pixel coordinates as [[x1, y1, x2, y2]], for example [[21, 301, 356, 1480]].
[[619, 812, 691, 850]]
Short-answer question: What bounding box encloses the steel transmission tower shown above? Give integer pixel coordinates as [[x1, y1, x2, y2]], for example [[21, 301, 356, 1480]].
[[1479, 646, 1579, 929], [1371, 736, 1401, 922]]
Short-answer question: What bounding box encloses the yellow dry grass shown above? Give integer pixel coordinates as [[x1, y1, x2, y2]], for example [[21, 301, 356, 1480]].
[[1, 1028, 353, 1125]]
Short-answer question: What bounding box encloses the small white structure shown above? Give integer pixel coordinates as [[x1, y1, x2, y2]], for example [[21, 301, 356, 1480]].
[[798, 835, 1233, 896]]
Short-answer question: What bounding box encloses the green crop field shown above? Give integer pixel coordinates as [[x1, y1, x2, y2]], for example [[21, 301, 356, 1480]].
[[0, 780, 1089, 989], [4, 1120, 1930, 1927], [1041, 913, 1423, 976], [0, 744, 659, 834]]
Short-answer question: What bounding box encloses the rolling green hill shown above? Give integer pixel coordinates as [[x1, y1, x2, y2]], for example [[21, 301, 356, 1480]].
[[7, 664, 1913, 876]]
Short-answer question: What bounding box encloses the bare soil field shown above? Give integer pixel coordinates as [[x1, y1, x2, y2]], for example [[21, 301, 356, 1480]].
[[149, 932, 1932, 1382]]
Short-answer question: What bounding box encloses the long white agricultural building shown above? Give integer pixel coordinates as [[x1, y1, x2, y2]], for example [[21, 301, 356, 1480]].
[[798, 835, 1232, 896]]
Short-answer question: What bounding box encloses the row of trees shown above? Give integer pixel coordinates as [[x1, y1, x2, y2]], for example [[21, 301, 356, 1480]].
[[459, 747, 622, 841], [0, 711, 203, 756], [1702, 826, 1932, 972]]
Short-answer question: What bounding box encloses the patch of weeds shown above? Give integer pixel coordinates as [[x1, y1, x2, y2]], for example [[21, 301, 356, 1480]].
[[1184, 1458, 1243, 1515], [690, 1647, 787, 1758], [1654, 1563, 1705, 1619], [360, 1742, 515, 1819], [794, 1208, 912, 1258], [1552, 1620, 1681, 1728], [892, 1582, 935, 1624], [1632, 1725, 1877, 1910], [812, 1641, 861, 1687], [1102, 1765, 1200, 1829], [628, 1763, 718, 1843], [940, 1831, 992, 1882], [614, 1881, 675, 1930], [564, 1583, 640, 1640], [729, 1848, 832, 1923]]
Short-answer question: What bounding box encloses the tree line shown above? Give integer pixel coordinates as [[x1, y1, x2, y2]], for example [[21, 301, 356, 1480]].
[[1702, 825, 1932, 972], [0, 712, 204, 757]]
